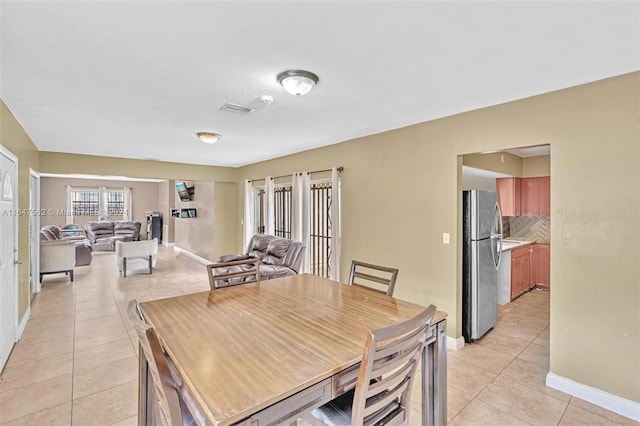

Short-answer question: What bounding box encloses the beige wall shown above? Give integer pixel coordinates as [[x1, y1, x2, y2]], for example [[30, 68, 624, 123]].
[[237, 72, 640, 402], [40, 177, 161, 238], [464, 152, 551, 178], [158, 180, 174, 243], [212, 182, 239, 260], [0, 101, 40, 319], [463, 152, 523, 176], [522, 155, 551, 177], [172, 180, 238, 261], [174, 181, 215, 261], [39, 152, 238, 183]]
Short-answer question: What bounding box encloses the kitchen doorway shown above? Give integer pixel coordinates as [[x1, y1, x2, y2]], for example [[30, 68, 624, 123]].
[[458, 144, 551, 341]]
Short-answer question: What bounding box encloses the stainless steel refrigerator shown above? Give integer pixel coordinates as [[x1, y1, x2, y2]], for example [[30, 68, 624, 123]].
[[462, 190, 503, 343]]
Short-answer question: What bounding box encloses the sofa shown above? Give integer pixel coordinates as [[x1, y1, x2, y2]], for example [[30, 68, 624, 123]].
[[216, 234, 305, 283], [84, 221, 141, 251], [40, 224, 92, 266]]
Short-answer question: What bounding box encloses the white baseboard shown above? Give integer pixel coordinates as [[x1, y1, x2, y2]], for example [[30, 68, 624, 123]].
[[17, 307, 31, 340], [546, 372, 640, 422], [447, 336, 465, 351], [173, 246, 211, 265]]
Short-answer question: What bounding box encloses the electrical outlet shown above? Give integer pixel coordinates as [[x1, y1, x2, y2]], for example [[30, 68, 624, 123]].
[[442, 233, 450, 244]]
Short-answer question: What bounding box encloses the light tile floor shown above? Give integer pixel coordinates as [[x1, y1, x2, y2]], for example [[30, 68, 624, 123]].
[[0, 246, 636, 425]]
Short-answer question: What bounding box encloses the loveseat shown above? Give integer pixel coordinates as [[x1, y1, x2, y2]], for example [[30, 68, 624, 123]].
[[84, 221, 141, 251], [40, 224, 92, 266], [215, 234, 305, 283]]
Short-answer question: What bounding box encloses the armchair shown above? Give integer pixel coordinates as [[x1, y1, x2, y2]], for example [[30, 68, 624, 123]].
[[217, 234, 305, 281], [40, 240, 76, 282], [116, 239, 158, 277]]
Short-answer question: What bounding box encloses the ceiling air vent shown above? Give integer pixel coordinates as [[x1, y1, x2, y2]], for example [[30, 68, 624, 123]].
[[220, 103, 254, 114]]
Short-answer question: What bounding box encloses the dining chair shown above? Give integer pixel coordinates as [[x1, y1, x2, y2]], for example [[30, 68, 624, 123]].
[[127, 300, 197, 426], [206, 257, 261, 290], [348, 260, 399, 296], [306, 304, 437, 425]]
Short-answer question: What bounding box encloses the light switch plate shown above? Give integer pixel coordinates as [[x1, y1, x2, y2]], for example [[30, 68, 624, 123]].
[[443, 233, 450, 244]]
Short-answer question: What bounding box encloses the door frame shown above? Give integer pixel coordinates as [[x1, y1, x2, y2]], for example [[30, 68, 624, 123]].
[[29, 169, 40, 296], [0, 145, 19, 372]]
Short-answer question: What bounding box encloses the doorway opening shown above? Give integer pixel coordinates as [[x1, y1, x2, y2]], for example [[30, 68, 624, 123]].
[[458, 143, 551, 345]]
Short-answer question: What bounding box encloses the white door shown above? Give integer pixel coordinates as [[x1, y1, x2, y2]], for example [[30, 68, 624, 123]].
[[29, 170, 40, 296], [0, 147, 18, 372]]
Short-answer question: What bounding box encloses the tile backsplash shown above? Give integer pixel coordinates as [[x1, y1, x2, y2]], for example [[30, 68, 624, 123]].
[[503, 216, 550, 244]]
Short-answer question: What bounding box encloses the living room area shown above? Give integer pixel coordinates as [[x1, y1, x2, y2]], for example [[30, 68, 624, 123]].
[[37, 174, 238, 275]]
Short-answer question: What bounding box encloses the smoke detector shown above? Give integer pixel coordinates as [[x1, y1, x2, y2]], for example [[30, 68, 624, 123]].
[[259, 95, 274, 106]]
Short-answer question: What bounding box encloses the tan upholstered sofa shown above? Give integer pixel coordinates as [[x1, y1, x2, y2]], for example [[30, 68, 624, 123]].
[[40, 224, 92, 266], [84, 221, 141, 251]]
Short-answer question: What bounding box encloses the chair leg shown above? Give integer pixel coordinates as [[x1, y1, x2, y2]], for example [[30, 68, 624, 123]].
[[123, 258, 127, 277], [148, 256, 152, 275], [69, 270, 74, 282], [39, 273, 43, 283]]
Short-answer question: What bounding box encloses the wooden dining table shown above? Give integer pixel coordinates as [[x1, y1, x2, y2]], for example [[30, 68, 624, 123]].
[[137, 274, 447, 425]]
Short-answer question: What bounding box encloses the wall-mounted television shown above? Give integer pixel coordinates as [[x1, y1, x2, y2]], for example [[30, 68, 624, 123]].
[[176, 182, 191, 202]]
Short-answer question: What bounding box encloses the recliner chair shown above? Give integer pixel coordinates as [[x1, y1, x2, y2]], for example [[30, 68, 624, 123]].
[[216, 234, 305, 282]]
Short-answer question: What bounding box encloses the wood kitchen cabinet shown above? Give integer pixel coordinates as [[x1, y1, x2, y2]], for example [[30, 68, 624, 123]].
[[496, 177, 521, 216], [510, 245, 532, 299], [521, 176, 550, 216], [532, 243, 550, 288]]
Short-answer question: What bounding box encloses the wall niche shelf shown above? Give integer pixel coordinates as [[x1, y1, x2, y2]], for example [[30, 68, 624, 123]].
[[171, 208, 197, 218]]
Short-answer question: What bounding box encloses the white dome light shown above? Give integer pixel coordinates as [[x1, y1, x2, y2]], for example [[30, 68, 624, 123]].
[[196, 132, 221, 144], [277, 70, 319, 97]]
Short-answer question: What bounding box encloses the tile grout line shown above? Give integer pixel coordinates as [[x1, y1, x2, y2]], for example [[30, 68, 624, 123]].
[[458, 292, 559, 425], [71, 276, 77, 426], [556, 396, 572, 425]]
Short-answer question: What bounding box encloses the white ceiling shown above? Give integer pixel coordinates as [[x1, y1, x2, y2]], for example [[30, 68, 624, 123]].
[[1, 2, 638, 168]]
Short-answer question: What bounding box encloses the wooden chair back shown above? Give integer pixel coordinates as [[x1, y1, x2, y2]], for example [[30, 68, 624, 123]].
[[127, 300, 183, 426], [348, 260, 399, 296], [206, 257, 261, 290], [352, 304, 437, 425]]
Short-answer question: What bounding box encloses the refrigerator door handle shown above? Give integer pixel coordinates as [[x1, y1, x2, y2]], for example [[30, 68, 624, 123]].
[[492, 202, 503, 270]]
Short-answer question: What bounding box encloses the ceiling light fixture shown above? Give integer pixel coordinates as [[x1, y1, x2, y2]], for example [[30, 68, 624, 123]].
[[277, 70, 319, 97], [197, 132, 221, 144]]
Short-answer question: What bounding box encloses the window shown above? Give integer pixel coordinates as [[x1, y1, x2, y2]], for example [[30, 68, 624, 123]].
[[273, 185, 292, 239], [309, 181, 333, 278], [68, 186, 131, 223], [105, 190, 125, 218], [254, 183, 293, 238], [244, 168, 341, 280], [71, 190, 100, 216], [254, 187, 265, 234]]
